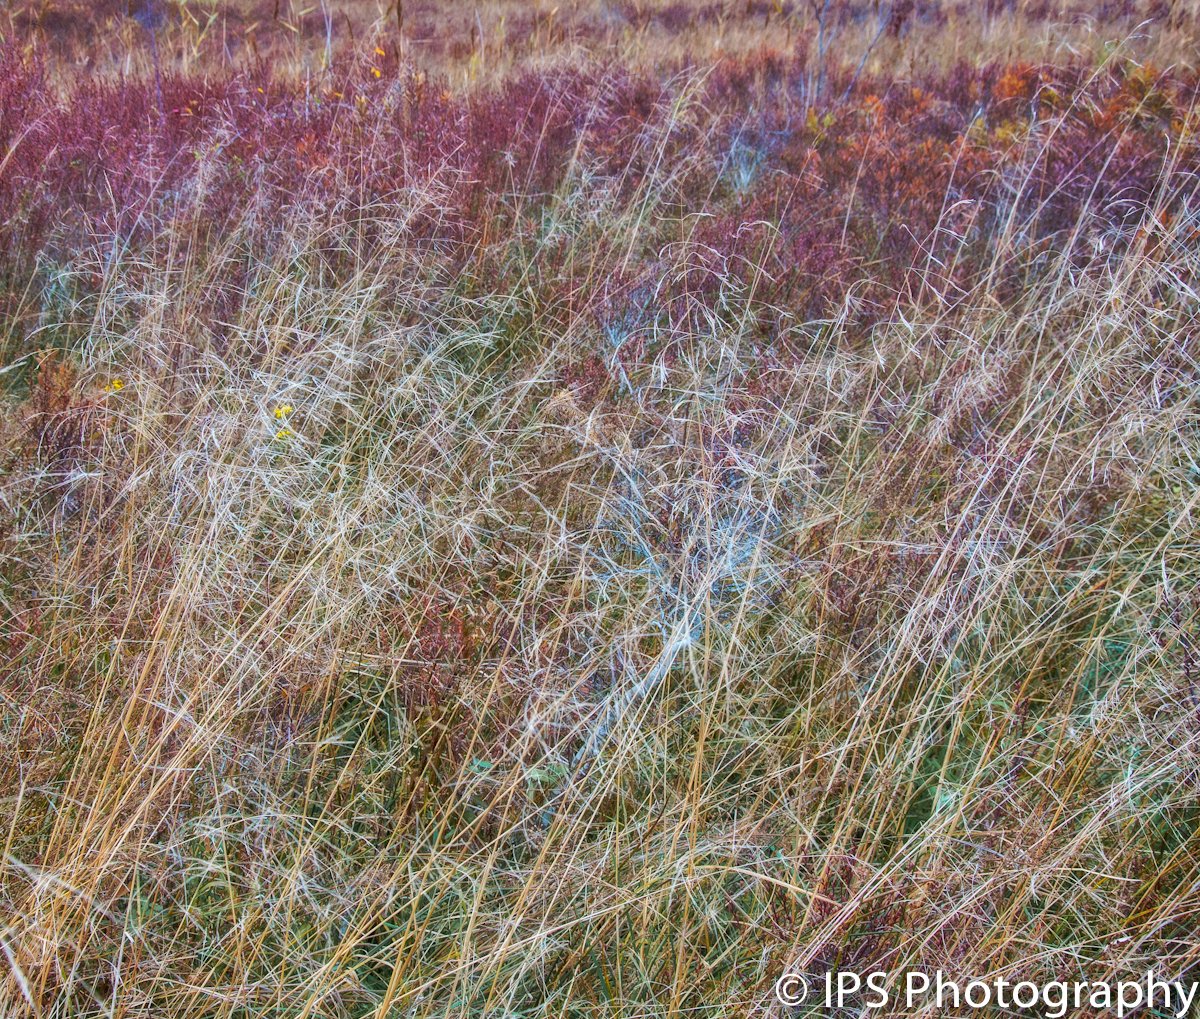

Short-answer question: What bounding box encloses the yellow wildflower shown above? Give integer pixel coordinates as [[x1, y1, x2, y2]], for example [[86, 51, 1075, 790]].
[[273, 404, 294, 419], [104, 377, 125, 393]]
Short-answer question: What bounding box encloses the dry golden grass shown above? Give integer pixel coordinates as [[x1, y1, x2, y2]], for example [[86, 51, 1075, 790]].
[[7, 0, 1200, 86]]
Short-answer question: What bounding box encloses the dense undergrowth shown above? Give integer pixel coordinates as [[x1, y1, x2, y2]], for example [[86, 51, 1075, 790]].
[[1, 48, 1197, 348], [1, 13, 1200, 1019]]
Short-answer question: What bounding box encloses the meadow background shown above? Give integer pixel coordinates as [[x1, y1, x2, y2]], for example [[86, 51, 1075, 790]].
[[2, 1, 1200, 1016]]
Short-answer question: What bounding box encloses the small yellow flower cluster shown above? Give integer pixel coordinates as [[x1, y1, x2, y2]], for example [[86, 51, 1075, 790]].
[[273, 403, 295, 440], [103, 377, 125, 393]]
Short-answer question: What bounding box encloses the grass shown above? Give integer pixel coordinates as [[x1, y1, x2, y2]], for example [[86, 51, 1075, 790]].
[[2, 5, 1200, 1018], [7, 0, 1200, 86]]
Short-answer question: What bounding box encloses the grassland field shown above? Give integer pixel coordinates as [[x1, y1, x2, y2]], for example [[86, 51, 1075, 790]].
[[1, 2, 1200, 1017]]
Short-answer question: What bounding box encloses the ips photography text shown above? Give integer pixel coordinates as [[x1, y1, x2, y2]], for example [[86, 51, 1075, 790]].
[[774, 968, 1200, 1018]]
